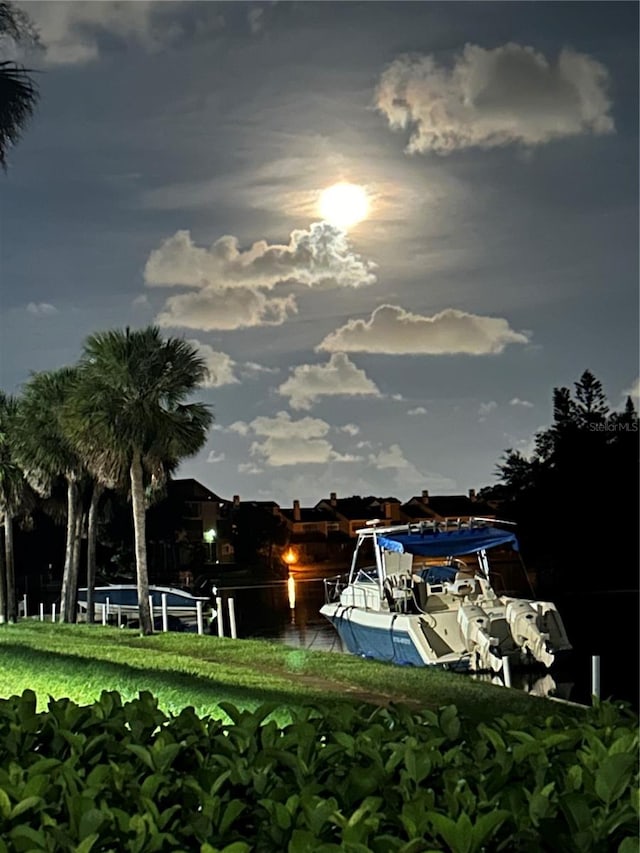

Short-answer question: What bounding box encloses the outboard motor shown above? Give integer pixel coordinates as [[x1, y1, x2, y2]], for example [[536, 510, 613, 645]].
[[458, 604, 503, 672], [505, 600, 554, 668]]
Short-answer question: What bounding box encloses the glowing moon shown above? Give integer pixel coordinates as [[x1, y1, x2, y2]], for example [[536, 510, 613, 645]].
[[319, 183, 369, 228]]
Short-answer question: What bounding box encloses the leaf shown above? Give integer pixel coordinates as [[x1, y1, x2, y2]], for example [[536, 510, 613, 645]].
[[595, 754, 636, 805], [125, 744, 155, 771], [429, 812, 472, 853], [0, 788, 11, 820], [219, 800, 245, 837], [618, 839, 640, 853], [74, 834, 99, 853], [470, 810, 510, 850], [560, 793, 593, 835], [439, 706, 461, 740], [78, 808, 106, 840], [9, 795, 42, 819]]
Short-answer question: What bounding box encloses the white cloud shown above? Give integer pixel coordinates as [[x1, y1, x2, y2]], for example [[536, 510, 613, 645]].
[[232, 411, 359, 468], [147, 223, 375, 332], [241, 362, 279, 376], [26, 302, 57, 315], [278, 353, 382, 410], [479, 401, 498, 417], [368, 443, 411, 469], [376, 42, 614, 154], [407, 406, 427, 415], [340, 423, 360, 436], [187, 340, 239, 387], [144, 223, 376, 292], [206, 451, 226, 463], [238, 462, 263, 475], [156, 287, 297, 331], [132, 294, 149, 307], [622, 378, 640, 402], [20, 1, 187, 65], [510, 397, 534, 408], [247, 6, 264, 34], [250, 411, 331, 440], [318, 304, 530, 355], [228, 421, 250, 436]]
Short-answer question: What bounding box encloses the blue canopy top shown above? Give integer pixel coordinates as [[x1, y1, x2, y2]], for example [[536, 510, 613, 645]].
[[376, 526, 518, 558]]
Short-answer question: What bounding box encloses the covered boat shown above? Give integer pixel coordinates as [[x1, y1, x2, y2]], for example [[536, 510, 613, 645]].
[[320, 519, 571, 672], [77, 585, 212, 619]]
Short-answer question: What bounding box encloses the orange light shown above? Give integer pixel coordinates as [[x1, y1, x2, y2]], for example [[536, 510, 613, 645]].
[[283, 548, 297, 566]]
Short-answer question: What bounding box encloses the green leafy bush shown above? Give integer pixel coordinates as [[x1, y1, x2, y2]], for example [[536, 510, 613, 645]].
[[0, 690, 637, 852]]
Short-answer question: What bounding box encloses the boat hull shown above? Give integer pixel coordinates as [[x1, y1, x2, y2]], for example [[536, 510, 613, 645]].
[[320, 603, 470, 669], [77, 585, 211, 618]]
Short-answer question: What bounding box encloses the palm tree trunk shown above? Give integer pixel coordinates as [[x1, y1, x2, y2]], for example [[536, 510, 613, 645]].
[[130, 453, 152, 635], [68, 507, 83, 624], [4, 513, 16, 622], [86, 483, 103, 624], [60, 479, 80, 622], [0, 521, 6, 624]]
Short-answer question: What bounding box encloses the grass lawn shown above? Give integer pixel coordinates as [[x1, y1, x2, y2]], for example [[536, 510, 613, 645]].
[[0, 620, 586, 721]]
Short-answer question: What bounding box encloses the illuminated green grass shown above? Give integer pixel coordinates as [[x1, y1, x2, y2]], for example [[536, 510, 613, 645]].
[[0, 621, 580, 720]]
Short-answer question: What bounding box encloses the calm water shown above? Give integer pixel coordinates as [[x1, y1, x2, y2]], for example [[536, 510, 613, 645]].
[[211, 573, 639, 711]]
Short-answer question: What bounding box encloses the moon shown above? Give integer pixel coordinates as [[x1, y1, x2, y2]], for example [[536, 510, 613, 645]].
[[319, 183, 369, 229]]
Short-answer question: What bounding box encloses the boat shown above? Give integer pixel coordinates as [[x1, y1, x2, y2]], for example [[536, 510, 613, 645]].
[[77, 585, 214, 620], [320, 519, 571, 673]]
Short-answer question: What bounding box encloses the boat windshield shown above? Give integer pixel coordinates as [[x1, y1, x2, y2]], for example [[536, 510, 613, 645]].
[[354, 566, 379, 584], [420, 565, 457, 584]]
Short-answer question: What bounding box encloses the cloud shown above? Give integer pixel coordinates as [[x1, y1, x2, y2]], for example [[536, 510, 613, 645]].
[[407, 406, 427, 415], [479, 401, 498, 418], [147, 223, 375, 332], [340, 424, 360, 436], [247, 6, 264, 35], [206, 451, 226, 463], [318, 305, 530, 355], [144, 222, 376, 292], [510, 397, 534, 408], [132, 294, 149, 307], [187, 340, 239, 387], [367, 443, 412, 469], [232, 411, 360, 467], [622, 378, 640, 402], [241, 362, 280, 376], [20, 1, 189, 65], [238, 462, 263, 475], [376, 42, 614, 154], [228, 421, 250, 436], [365, 443, 457, 492], [156, 287, 297, 331], [26, 302, 57, 315], [278, 353, 382, 410]]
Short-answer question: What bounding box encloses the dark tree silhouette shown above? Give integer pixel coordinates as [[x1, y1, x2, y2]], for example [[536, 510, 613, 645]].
[[0, 2, 39, 169], [483, 370, 639, 593]]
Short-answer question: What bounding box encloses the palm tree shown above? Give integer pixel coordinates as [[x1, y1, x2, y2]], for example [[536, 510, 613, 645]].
[[0, 2, 39, 170], [14, 369, 88, 622], [65, 327, 213, 635], [0, 390, 34, 622]]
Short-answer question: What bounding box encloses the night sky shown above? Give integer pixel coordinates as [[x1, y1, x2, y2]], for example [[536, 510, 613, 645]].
[[2, 1, 638, 505]]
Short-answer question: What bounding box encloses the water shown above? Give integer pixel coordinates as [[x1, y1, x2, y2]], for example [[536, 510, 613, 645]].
[[211, 573, 638, 711]]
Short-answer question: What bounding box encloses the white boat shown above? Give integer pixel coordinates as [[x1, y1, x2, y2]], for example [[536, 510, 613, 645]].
[[77, 585, 213, 619], [320, 519, 571, 673]]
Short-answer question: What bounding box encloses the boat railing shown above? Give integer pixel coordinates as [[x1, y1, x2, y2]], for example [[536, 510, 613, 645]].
[[323, 574, 347, 604], [356, 517, 515, 537]]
